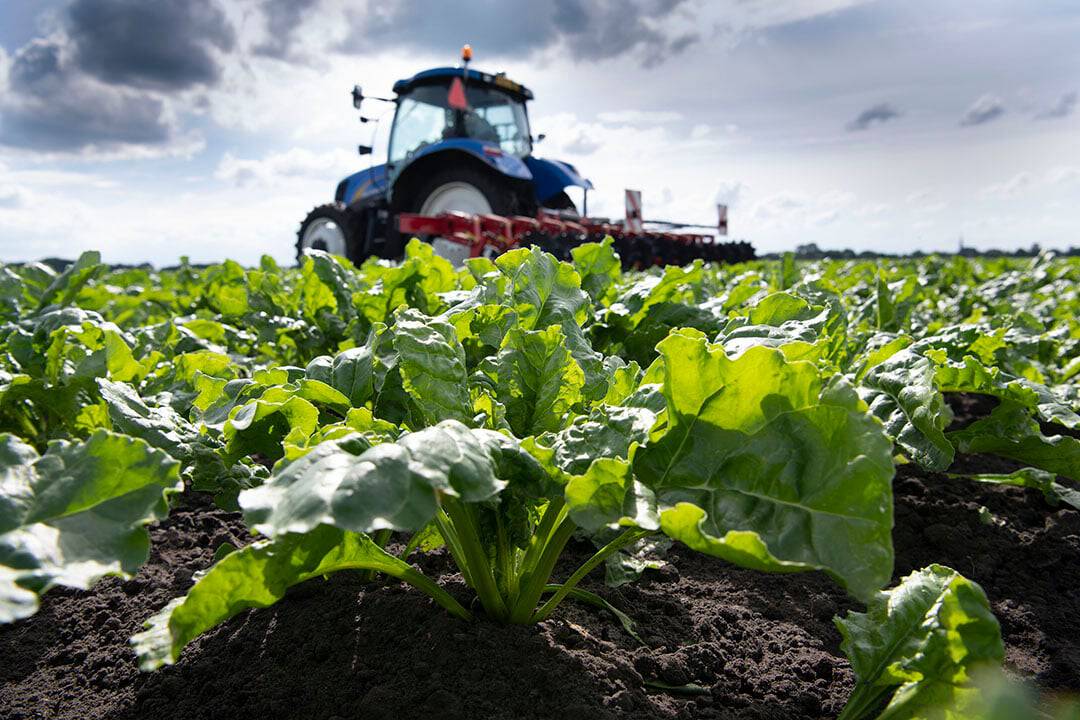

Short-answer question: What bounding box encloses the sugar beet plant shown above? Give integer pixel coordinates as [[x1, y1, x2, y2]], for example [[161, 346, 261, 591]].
[[2, 242, 1077, 717], [132, 246, 900, 668]]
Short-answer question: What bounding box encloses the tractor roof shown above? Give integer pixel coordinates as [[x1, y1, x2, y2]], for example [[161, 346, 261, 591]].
[[392, 67, 534, 101]]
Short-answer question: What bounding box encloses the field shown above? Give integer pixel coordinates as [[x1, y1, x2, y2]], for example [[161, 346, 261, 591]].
[[1, 242, 1078, 719]]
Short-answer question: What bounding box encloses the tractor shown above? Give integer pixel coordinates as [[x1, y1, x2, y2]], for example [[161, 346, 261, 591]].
[[297, 46, 753, 267]]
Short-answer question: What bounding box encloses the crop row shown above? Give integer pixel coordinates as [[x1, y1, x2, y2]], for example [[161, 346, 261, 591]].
[[1, 241, 1078, 718]]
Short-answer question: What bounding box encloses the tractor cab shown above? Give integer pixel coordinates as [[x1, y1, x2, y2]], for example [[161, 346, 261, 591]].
[[388, 69, 534, 169], [297, 47, 592, 264]]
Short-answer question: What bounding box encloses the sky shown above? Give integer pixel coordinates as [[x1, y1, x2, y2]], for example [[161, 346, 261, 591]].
[[0, 0, 1078, 265]]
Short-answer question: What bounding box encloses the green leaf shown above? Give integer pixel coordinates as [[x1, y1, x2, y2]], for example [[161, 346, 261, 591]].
[[494, 247, 607, 400], [934, 355, 1080, 429], [132, 525, 470, 670], [543, 402, 659, 476], [37, 251, 105, 309], [0, 431, 181, 623], [860, 349, 955, 471], [635, 330, 895, 599], [949, 400, 1080, 481], [492, 324, 584, 437], [835, 564, 1004, 720], [565, 456, 659, 532], [392, 309, 472, 426], [949, 468, 1080, 511], [223, 391, 321, 463], [571, 237, 621, 305], [239, 420, 535, 538]]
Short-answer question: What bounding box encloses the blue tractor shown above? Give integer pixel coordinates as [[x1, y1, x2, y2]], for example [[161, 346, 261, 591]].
[[297, 46, 593, 265]]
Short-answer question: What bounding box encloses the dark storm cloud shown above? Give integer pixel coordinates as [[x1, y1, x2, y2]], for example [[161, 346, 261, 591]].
[[253, 0, 320, 59], [0, 38, 175, 152], [1036, 90, 1077, 120], [959, 94, 1005, 127], [340, 0, 698, 67], [0, 0, 235, 153], [845, 102, 902, 131], [66, 0, 235, 90]]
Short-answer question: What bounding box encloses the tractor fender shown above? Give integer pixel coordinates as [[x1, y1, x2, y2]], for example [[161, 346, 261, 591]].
[[338, 164, 390, 207], [524, 157, 593, 205], [408, 140, 533, 182]]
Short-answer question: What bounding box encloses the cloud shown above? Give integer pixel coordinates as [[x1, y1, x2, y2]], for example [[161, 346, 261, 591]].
[[215, 147, 357, 187], [339, 0, 699, 68], [0, 1, 236, 154], [845, 102, 902, 131], [253, 0, 320, 60], [1035, 90, 1077, 120], [714, 181, 744, 208], [0, 185, 27, 210], [959, 94, 1005, 127], [0, 38, 191, 154], [982, 171, 1033, 199], [66, 0, 236, 91], [596, 110, 683, 125], [561, 131, 602, 155]]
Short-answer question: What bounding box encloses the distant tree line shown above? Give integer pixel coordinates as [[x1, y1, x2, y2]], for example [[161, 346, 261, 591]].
[[757, 243, 1080, 261]]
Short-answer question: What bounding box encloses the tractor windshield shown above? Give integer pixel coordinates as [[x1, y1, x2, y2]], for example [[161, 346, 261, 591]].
[[389, 81, 531, 165]]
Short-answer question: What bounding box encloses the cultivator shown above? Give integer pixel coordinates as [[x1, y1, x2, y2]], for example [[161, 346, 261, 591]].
[[397, 191, 754, 269]]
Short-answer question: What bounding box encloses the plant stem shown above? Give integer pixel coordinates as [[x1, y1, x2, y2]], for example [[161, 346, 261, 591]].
[[357, 528, 393, 582], [836, 683, 893, 720], [398, 528, 426, 562], [376, 560, 473, 622], [442, 497, 509, 620], [508, 519, 576, 623], [541, 584, 645, 645], [532, 528, 653, 622], [510, 498, 565, 603], [433, 509, 474, 589]]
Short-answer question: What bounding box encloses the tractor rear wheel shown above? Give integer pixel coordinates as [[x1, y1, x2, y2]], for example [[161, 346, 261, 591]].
[[403, 165, 524, 264], [296, 203, 361, 265], [412, 164, 519, 217]]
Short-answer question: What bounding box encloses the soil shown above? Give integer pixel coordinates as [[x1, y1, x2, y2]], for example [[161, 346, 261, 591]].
[[2, 395, 1078, 720]]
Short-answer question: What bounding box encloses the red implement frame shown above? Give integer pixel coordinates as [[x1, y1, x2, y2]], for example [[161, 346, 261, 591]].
[[397, 207, 752, 267]]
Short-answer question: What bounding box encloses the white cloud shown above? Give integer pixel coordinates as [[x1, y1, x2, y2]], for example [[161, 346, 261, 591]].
[[215, 147, 358, 187], [596, 110, 683, 125], [981, 171, 1034, 199], [0, 185, 27, 209]]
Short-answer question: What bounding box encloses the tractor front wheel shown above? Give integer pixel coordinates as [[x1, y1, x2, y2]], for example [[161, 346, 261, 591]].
[[296, 203, 361, 265]]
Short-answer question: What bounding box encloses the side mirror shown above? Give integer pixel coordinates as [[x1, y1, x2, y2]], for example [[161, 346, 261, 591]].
[[352, 85, 364, 109], [357, 144, 373, 156]]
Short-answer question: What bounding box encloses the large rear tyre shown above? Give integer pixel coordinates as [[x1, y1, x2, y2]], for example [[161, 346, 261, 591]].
[[296, 203, 362, 265], [399, 164, 525, 265]]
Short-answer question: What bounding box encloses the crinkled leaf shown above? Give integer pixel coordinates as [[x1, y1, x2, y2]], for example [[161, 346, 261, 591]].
[[861, 349, 955, 471], [392, 309, 472, 426], [635, 330, 895, 599], [494, 248, 606, 400], [565, 456, 659, 532], [240, 421, 538, 537], [492, 325, 584, 437], [571, 237, 621, 305], [0, 431, 181, 622], [835, 564, 1003, 720], [949, 400, 1080, 481], [544, 402, 658, 476], [934, 355, 1079, 429]]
